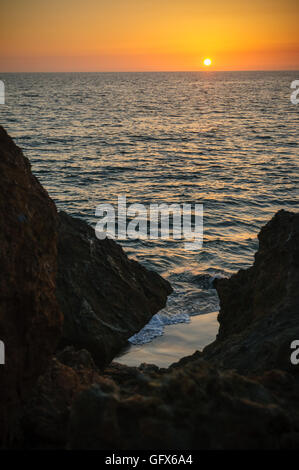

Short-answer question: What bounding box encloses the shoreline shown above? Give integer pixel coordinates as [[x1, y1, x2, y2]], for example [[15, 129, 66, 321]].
[[116, 311, 219, 368]]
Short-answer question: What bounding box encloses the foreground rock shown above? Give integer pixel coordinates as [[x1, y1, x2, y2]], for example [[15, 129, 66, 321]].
[[203, 210, 299, 374], [0, 127, 172, 447], [23, 350, 299, 450], [57, 211, 172, 367], [2, 127, 299, 449], [0, 127, 62, 446], [65, 210, 299, 450], [22, 347, 106, 448], [68, 360, 299, 450], [22, 210, 299, 449]]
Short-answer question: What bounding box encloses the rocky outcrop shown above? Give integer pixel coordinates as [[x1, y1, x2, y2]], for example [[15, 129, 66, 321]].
[[56, 211, 172, 367], [68, 359, 299, 450], [0, 126, 62, 446], [203, 210, 299, 374], [21, 347, 106, 448], [0, 127, 172, 447], [2, 126, 299, 450], [22, 349, 299, 450], [22, 210, 299, 450]]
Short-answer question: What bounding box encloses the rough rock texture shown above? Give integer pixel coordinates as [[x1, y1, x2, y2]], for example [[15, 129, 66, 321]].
[[0, 127, 173, 448], [56, 211, 172, 367], [22, 353, 299, 450], [0, 126, 62, 446], [203, 210, 299, 374], [21, 347, 109, 448], [2, 126, 299, 450], [67, 360, 299, 450], [29, 209, 297, 450]]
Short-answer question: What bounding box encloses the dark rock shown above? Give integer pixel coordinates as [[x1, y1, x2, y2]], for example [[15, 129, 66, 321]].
[[203, 210, 299, 374], [56, 211, 172, 367], [21, 210, 299, 450], [0, 127, 172, 448], [0, 126, 62, 446], [23, 353, 299, 450], [68, 359, 299, 450], [21, 348, 115, 448], [2, 126, 299, 450], [64, 210, 299, 450]]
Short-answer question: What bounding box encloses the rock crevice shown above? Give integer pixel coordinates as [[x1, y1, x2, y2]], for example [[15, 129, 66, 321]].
[[1, 127, 298, 449]]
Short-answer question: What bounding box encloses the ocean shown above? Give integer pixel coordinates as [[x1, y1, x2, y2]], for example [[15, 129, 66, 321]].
[[1, 71, 298, 347]]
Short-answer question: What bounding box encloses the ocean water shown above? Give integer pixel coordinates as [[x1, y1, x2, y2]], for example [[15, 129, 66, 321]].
[[1, 71, 298, 344]]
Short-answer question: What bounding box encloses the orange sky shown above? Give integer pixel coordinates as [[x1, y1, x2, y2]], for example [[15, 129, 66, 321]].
[[0, 0, 298, 71]]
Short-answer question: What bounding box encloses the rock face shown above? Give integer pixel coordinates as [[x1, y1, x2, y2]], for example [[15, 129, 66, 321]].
[[56, 211, 172, 367], [22, 209, 299, 450], [0, 127, 172, 448], [65, 209, 299, 450], [21, 347, 106, 448], [23, 351, 299, 450], [203, 210, 299, 374], [68, 360, 299, 450], [2, 126, 299, 450], [0, 126, 62, 446]]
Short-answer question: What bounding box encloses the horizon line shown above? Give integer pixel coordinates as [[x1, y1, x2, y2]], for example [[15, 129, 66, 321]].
[[0, 69, 299, 74]]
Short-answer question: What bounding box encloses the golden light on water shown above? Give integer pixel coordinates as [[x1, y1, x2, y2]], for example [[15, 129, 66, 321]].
[[204, 58, 212, 66]]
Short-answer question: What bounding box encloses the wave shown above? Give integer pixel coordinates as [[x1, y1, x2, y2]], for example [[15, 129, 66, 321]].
[[129, 311, 190, 345]]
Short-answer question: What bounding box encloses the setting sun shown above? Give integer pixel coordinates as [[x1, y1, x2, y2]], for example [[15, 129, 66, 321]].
[[204, 58, 212, 66], [1, 1, 298, 71]]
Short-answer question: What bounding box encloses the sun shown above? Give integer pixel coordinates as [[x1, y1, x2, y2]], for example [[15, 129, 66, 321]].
[[203, 58, 212, 67]]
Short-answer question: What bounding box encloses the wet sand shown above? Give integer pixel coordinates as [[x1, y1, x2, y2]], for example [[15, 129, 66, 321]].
[[116, 311, 219, 368]]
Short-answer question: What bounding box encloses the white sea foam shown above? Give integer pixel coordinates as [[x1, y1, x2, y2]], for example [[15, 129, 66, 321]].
[[129, 312, 190, 345]]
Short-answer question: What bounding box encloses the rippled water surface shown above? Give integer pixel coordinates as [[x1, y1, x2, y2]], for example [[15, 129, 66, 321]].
[[1, 72, 298, 343]]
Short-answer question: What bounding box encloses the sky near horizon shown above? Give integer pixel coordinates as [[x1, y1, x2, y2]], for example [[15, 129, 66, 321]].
[[0, 0, 299, 72]]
